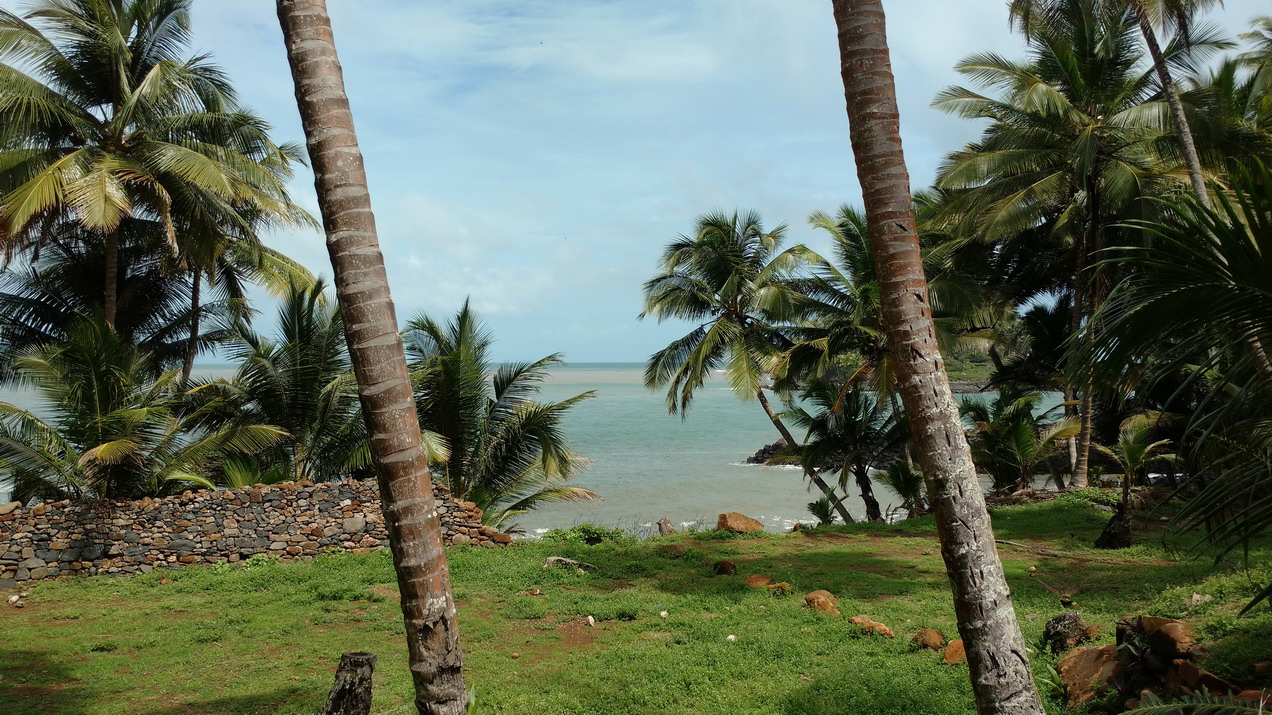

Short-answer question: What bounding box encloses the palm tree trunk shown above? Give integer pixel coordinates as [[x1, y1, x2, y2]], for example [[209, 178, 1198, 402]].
[[182, 271, 201, 384], [1133, 4, 1210, 208], [854, 467, 883, 522], [103, 229, 120, 330], [756, 387, 855, 524], [831, 2, 1043, 712], [275, 3, 466, 712]]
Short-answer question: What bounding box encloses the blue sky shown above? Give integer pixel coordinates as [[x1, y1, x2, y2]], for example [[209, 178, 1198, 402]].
[[9, 0, 1267, 362]]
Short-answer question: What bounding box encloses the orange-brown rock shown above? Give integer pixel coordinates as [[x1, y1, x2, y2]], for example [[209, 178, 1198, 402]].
[[1256, 661, 1272, 675], [743, 574, 773, 589], [716, 512, 764, 533], [943, 639, 966, 664], [849, 615, 895, 638], [911, 629, 945, 650], [1172, 659, 1237, 695], [766, 582, 793, 596], [713, 560, 737, 575], [805, 590, 840, 616], [1237, 690, 1272, 706], [1058, 644, 1120, 709], [1139, 616, 1197, 658]]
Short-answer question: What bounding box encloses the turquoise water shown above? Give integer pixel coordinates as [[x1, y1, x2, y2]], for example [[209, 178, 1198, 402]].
[[0, 362, 1062, 533]]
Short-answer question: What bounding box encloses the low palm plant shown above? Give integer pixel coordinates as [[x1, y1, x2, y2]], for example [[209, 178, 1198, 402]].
[[187, 279, 368, 484], [1093, 413, 1173, 548], [877, 463, 928, 520], [0, 320, 282, 501], [961, 389, 1079, 493], [405, 302, 597, 528]]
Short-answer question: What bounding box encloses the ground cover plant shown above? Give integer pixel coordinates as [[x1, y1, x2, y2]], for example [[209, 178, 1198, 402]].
[[2, 498, 1267, 714]]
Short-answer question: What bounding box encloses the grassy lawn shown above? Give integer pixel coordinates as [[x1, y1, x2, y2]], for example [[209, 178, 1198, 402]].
[[2, 496, 1269, 714]]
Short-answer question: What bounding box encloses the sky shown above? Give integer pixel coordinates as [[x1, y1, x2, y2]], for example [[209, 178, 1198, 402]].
[[8, 0, 1268, 362]]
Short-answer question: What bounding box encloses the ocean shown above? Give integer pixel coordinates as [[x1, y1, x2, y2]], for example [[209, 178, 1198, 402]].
[[0, 362, 1058, 534]]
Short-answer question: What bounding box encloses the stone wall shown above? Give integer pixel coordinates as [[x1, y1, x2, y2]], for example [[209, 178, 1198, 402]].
[[0, 479, 509, 587]]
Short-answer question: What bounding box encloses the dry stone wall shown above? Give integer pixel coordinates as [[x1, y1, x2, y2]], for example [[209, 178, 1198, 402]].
[[0, 479, 508, 587]]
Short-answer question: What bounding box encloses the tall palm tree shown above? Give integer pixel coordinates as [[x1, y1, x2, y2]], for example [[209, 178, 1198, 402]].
[[830, 1, 1044, 711], [1010, 0, 1226, 205], [640, 210, 852, 523], [933, 0, 1209, 486], [274, 1, 466, 710], [188, 279, 368, 484], [405, 302, 597, 528], [0, 0, 299, 329], [0, 319, 282, 502]]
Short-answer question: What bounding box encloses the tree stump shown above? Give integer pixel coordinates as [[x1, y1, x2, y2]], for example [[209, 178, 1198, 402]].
[[322, 652, 377, 715]]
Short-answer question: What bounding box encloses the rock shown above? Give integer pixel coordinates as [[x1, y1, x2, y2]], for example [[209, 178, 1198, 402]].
[[491, 532, 513, 544], [805, 590, 841, 616], [766, 582, 793, 596], [944, 639, 966, 665], [726, 634, 737, 642], [1136, 616, 1197, 658], [0, 501, 20, 515], [18, 557, 45, 569], [659, 610, 669, 618], [450, 534, 471, 546], [911, 629, 945, 650], [1058, 644, 1120, 709], [1044, 611, 1093, 655], [1172, 659, 1237, 695], [342, 517, 366, 533], [659, 544, 687, 557], [1255, 661, 1272, 675], [713, 560, 737, 575], [1237, 691, 1272, 706], [7, 594, 18, 605], [849, 615, 895, 638], [584, 616, 596, 627], [656, 518, 676, 536], [743, 574, 774, 589], [716, 512, 764, 534]]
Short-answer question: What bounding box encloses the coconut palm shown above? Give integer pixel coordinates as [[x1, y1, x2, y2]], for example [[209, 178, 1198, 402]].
[[640, 210, 853, 522], [275, 0, 466, 707], [962, 389, 1081, 493], [187, 279, 368, 485], [831, 1, 1043, 707], [783, 379, 908, 523], [0, 319, 282, 502], [0, 0, 301, 330], [404, 302, 597, 528], [1010, 0, 1228, 205]]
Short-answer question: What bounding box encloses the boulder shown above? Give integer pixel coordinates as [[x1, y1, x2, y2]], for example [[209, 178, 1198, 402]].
[[656, 518, 676, 536], [1172, 659, 1237, 695], [912, 629, 945, 651], [716, 512, 764, 534], [491, 532, 513, 544], [450, 534, 471, 546], [1137, 616, 1197, 659], [1255, 661, 1272, 675], [743, 574, 773, 589], [1044, 611, 1093, 655], [805, 590, 840, 616], [1058, 644, 1120, 709], [1237, 691, 1272, 706], [849, 615, 894, 638], [0, 501, 20, 516], [943, 639, 966, 665], [342, 517, 367, 534], [713, 560, 737, 575]]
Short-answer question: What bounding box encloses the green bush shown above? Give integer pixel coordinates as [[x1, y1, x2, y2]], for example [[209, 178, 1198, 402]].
[[540, 522, 631, 546], [1059, 487, 1121, 508]]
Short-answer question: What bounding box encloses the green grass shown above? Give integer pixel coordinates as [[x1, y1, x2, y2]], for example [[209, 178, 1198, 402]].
[[1, 500, 1268, 714]]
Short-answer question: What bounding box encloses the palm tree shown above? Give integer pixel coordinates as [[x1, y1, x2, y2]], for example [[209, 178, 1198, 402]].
[[1092, 413, 1173, 548], [961, 389, 1080, 493], [0, 319, 282, 502], [188, 279, 368, 485], [877, 462, 928, 519], [640, 210, 853, 523], [830, 0, 1044, 710], [274, 0, 466, 709], [784, 379, 907, 523], [405, 302, 597, 528], [1010, 0, 1226, 205], [0, 0, 299, 329], [933, 0, 1211, 486]]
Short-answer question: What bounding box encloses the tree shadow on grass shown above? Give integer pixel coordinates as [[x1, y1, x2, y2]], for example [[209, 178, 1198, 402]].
[[138, 688, 318, 715], [0, 648, 97, 715]]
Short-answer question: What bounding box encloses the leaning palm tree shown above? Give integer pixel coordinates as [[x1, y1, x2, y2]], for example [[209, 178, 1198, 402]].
[[0, 319, 282, 502], [405, 302, 597, 528], [784, 379, 907, 523], [188, 279, 368, 484], [0, 0, 300, 329], [640, 210, 852, 522], [275, 0, 466, 709], [831, 0, 1044, 710]]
